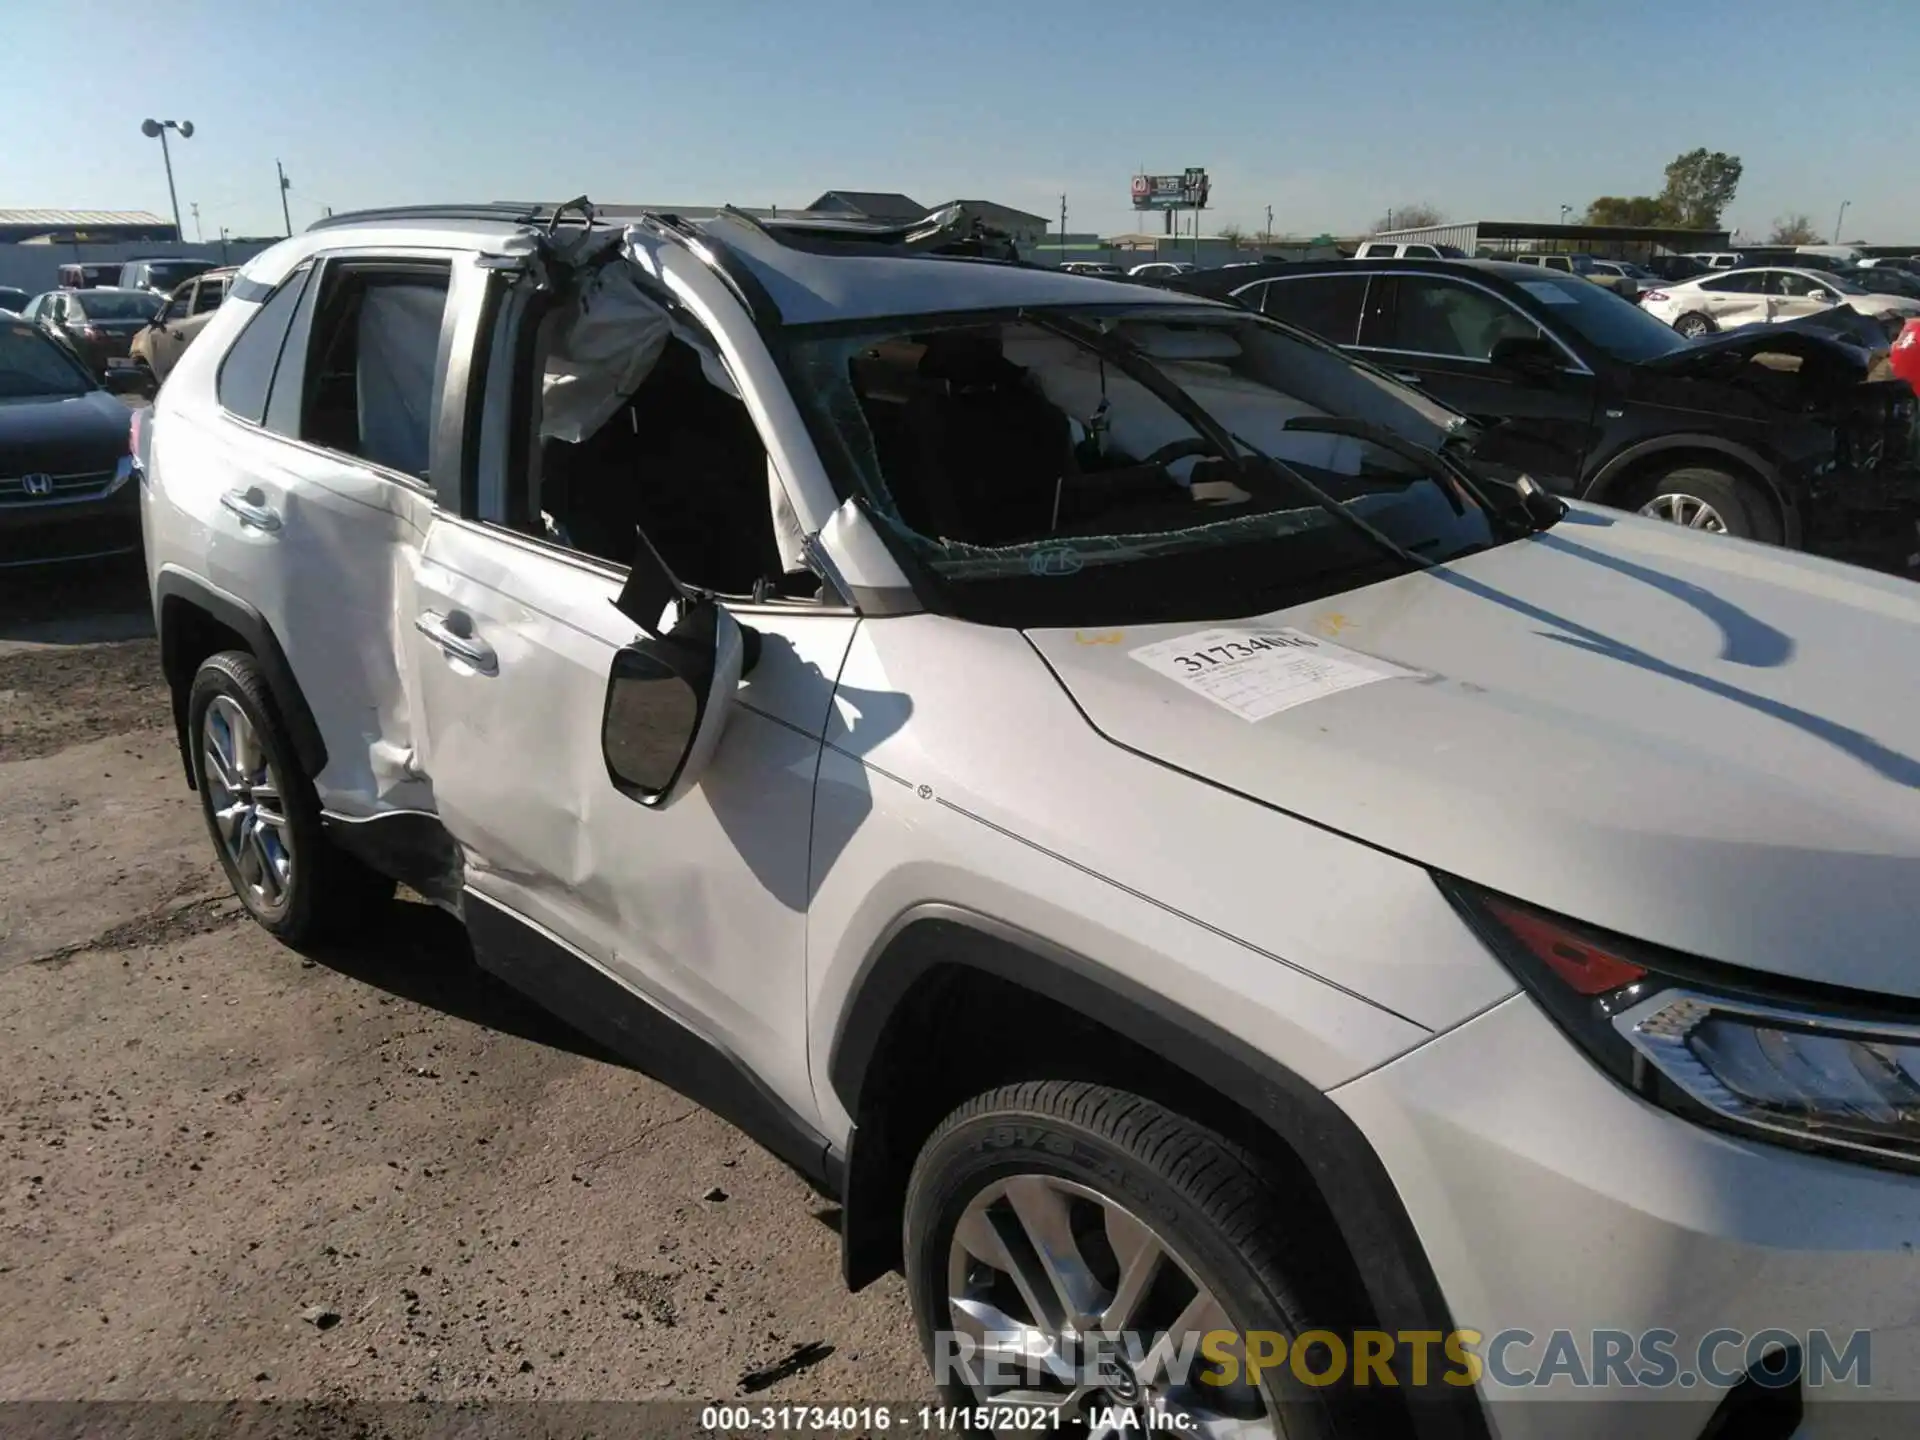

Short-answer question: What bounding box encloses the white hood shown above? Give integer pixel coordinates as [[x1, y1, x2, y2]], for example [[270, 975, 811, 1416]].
[[1027, 506, 1920, 997]]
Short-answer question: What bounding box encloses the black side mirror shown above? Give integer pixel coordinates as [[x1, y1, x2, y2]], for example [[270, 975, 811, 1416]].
[[1489, 334, 1562, 381], [601, 524, 757, 808]]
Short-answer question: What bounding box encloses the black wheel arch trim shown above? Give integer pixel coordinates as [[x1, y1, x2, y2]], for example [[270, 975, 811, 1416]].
[[1583, 435, 1799, 543], [156, 569, 329, 786], [829, 903, 1487, 1439]]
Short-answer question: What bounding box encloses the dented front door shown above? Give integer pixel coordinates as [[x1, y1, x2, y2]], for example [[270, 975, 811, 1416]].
[[404, 514, 855, 1121]]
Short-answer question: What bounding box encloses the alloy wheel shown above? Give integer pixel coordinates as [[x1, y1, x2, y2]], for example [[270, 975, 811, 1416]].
[[1638, 492, 1728, 532], [945, 1173, 1280, 1438], [202, 695, 295, 917]]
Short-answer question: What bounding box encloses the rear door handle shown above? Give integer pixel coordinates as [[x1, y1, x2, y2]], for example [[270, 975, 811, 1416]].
[[1391, 371, 1425, 386], [220, 487, 281, 532], [414, 610, 498, 676]]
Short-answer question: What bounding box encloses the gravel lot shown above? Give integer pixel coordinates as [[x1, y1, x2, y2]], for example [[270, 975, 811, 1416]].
[[0, 564, 928, 1409]]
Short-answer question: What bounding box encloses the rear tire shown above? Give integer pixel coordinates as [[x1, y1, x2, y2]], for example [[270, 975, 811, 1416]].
[[904, 1081, 1395, 1438], [188, 651, 394, 946], [1629, 465, 1781, 544], [1673, 312, 1716, 339]]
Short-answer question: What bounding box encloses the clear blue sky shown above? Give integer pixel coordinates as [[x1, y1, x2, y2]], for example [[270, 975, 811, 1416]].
[[12, 0, 1918, 244]]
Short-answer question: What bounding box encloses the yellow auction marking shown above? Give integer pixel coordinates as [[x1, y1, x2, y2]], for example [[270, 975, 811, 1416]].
[[1074, 630, 1125, 646]]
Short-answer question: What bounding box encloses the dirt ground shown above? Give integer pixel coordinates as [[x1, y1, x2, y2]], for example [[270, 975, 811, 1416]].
[[0, 564, 929, 1408]]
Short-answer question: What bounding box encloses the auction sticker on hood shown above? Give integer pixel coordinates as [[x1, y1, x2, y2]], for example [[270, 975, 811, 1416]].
[[1130, 627, 1421, 722]]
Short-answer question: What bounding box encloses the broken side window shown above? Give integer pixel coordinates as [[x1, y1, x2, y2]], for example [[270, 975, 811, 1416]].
[[507, 258, 819, 602]]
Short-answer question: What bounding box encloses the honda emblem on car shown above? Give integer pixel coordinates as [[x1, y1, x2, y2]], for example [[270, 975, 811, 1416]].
[[21, 472, 53, 496]]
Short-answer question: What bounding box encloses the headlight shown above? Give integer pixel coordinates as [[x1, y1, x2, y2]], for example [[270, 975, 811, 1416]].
[[1616, 991, 1920, 1164], [1439, 876, 1920, 1171]]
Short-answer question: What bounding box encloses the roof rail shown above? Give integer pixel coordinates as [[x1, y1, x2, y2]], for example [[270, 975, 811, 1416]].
[[305, 201, 600, 234]]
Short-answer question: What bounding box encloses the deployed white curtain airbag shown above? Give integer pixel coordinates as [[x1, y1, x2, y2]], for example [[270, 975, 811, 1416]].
[[541, 262, 673, 443], [356, 283, 445, 477]]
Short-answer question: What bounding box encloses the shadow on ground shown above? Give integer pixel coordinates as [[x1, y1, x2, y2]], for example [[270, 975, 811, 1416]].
[[0, 555, 153, 644], [301, 896, 625, 1068]]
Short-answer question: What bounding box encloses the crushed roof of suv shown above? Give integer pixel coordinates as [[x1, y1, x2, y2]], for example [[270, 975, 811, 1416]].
[[253, 200, 1210, 327]]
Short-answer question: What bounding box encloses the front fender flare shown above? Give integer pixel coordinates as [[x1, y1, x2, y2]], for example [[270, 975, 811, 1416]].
[[829, 905, 1482, 1439]]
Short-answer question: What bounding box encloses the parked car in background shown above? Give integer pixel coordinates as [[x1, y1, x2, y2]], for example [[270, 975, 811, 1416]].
[[127, 267, 234, 388], [1892, 317, 1920, 399], [0, 314, 146, 568], [1741, 249, 1861, 278], [57, 262, 124, 289], [1641, 266, 1920, 340], [1859, 257, 1920, 279], [1351, 239, 1469, 258], [0, 286, 30, 315], [1127, 260, 1194, 278], [1058, 260, 1125, 276], [1797, 244, 1868, 266], [1839, 265, 1920, 302], [20, 287, 165, 376], [1165, 257, 1916, 547], [1512, 253, 1641, 300], [1684, 251, 1744, 269], [117, 257, 217, 295], [1644, 253, 1710, 282], [1587, 258, 1662, 285]]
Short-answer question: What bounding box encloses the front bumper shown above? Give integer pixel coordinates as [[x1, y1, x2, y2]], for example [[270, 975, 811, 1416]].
[[1333, 992, 1920, 1440], [0, 462, 141, 568]]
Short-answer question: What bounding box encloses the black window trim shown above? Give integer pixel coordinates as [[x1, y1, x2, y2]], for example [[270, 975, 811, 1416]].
[[1258, 268, 1593, 375], [218, 250, 462, 499], [455, 262, 852, 613], [215, 260, 313, 428], [1234, 272, 1369, 347]]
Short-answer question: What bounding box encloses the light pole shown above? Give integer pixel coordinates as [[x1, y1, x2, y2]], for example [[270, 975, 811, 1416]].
[[1559, 204, 1574, 224], [278, 160, 293, 237], [1833, 200, 1850, 244], [140, 119, 194, 241]]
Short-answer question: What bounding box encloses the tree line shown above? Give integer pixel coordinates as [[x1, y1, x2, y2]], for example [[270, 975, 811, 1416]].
[[1373, 149, 1835, 246]]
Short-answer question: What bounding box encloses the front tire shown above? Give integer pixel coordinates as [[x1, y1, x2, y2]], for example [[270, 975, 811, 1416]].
[[188, 651, 393, 945], [1673, 312, 1716, 339], [904, 1081, 1382, 1439], [1630, 465, 1781, 544]]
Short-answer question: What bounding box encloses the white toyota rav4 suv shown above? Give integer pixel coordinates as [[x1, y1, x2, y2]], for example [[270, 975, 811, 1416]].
[[140, 201, 1920, 1438]]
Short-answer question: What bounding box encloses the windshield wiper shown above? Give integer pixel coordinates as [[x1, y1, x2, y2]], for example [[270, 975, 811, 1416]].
[[1279, 414, 1549, 537], [1026, 312, 1434, 573]]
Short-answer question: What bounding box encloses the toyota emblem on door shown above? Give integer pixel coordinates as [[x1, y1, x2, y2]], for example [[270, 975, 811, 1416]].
[[21, 473, 53, 497]]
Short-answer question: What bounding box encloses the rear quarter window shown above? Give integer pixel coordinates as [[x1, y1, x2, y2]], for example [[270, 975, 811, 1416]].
[[1258, 273, 1369, 345], [215, 265, 313, 424]]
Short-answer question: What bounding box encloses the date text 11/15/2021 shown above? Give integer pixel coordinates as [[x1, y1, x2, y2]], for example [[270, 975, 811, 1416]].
[[700, 1404, 1191, 1433]]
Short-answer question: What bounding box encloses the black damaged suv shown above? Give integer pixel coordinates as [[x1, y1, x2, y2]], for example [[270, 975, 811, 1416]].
[[1167, 258, 1917, 551]]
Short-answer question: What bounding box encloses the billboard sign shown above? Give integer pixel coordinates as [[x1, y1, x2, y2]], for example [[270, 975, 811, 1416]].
[[1131, 168, 1210, 210]]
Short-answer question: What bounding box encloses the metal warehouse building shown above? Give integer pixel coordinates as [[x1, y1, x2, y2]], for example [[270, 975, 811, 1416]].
[[1360, 218, 1732, 261]]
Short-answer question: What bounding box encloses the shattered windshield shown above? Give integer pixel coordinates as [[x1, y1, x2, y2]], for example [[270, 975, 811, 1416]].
[[787, 305, 1513, 626]]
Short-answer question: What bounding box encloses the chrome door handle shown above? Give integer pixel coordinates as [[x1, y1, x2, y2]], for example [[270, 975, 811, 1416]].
[[220, 487, 281, 532], [414, 611, 498, 675], [1391, 371, 1425, 385]]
